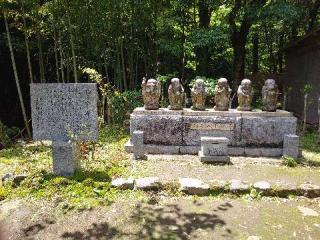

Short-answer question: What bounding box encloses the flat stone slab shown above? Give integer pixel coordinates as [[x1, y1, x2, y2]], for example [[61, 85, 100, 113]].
[[30, 83, 98, 141], [229, 180, 250, 192], [179, 178, 209, 195], [134, 177, 161, 191], [253, 181, 271, 191], [111, 178, 134, 190]]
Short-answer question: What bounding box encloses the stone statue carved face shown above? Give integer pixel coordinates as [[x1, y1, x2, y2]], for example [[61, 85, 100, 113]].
[[171, 78, 180, 89], [146, 79, 157, 93], [241, 79, 252, 91], [264, 79, 276, 90], [218, 78, 228, 88], [195, 79, 204, 88]]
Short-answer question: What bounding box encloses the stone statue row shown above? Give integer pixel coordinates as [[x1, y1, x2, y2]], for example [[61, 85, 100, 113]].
[[142, 77, 279, 112]]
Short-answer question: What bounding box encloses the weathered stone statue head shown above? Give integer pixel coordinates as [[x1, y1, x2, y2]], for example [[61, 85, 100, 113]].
[[191, 79, 206, 110], [237, 79, 253, 111], [214, 78, 231, 111], [168, 78, 185, 110], [262, 79, 278, 112], [141, 78, 161, 110]]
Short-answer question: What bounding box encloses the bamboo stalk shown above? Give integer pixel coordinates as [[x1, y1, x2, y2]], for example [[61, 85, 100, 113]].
[[4, 12, 31, 139]]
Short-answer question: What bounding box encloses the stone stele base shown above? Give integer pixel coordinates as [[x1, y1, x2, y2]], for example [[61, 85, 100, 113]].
[[199, 151, 230, 163], [126, 108, 298, 157], [52, 141, 80, 176]]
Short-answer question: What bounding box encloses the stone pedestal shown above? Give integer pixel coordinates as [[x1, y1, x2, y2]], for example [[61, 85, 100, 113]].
[[283, 134, 300, 159], [132, 131, 146, 160], [52, 141, 80, 176], [199, 137, 230, 163], [127, 108, 297, 157]]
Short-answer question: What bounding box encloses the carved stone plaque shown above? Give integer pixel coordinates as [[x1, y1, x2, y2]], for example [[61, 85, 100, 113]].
[[190, 122, 234, 131], [30, 83, 98, 141]]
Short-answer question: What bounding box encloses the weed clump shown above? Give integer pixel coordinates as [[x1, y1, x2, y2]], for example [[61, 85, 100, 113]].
[[282, 155, 298, 167]]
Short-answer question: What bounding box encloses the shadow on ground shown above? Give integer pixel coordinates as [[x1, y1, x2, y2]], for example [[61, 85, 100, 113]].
[[60, 201, 233, 240]]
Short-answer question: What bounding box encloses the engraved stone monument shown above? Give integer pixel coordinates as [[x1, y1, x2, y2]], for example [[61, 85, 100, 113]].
[[168, 78, 185, 110], [262, 79, 279, 112], [191, 79, 206, 110], [199, 137, 230, 163], [214, 78, 231, 111], [237, 79, 253, 111], [142, 78, 161, 110], [30, 83, 98, 176]]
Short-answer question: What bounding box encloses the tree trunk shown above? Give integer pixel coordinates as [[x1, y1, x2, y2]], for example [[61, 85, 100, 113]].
[[22, 15, 34, 83], [54, 29, 60, 83], [196, 0, 211, 76], [68, 15, 78, 83], [252, 32, 259, 74], [120, 39, 127, 91], [232, 39, 246, 89], [277, 31, 284, 73], [37, 31, 45, 83], [4, 12, 31, 139], [303, 93, 308, 133], [58, 30, 65, 83]]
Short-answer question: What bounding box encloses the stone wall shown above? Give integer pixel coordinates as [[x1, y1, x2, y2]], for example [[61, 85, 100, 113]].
[[130, 108, 297, 148]]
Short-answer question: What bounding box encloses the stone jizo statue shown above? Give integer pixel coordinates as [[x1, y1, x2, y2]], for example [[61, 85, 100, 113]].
[[214, 78, 231, 111], [141, 78, 161, 110], [168, 78, 185, 110], [191, 79, 206, 110], [262, 79, 278, 112], [237, 79, 253, 111]]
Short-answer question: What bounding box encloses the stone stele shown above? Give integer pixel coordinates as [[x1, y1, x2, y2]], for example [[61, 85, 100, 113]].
[[30, 83, 98, 176], [30, 83, 98, 141], [168, 78, 185, 110], [141, 78, 161, 110], [191, 79, 206, 110], [214, 78, 231, 111], [237, 79, 253, 111], [262, 79, 279, 112]]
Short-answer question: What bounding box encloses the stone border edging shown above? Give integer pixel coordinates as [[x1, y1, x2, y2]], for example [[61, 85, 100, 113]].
[[111, 177, 320, 198]]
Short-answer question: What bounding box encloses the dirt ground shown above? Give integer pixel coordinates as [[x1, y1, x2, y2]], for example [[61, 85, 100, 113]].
[[130, 155, 320, 185], [1, 196, 320, 240]]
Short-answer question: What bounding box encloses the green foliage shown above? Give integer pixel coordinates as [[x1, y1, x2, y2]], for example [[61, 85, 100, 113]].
[[303, 84, 313, 94], [282, 155, 298, 167], [189, 76, 218, 97], [301, 129, 320, 153], [0, 121, 12, 148], [111, 91, 143, 124]]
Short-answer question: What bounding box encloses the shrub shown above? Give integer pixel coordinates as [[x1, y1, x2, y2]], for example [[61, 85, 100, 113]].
[[111, 91, 143, 124]]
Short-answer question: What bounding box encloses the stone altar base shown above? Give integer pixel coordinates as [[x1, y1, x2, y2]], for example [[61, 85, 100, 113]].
[[52, 141, 80, 176], [126, 108, 298, 157]]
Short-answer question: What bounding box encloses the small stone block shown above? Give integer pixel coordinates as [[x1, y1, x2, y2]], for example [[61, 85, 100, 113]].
[[199, 151, 230, 163], [283, 134, 299, 159], [132, 131, 146, 160], [179, 178, 209, 195], [52, 141, 80, 176], [134, 177, 161, 191], [229, 179, 250, 192], [132, 131, 144, 146]]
